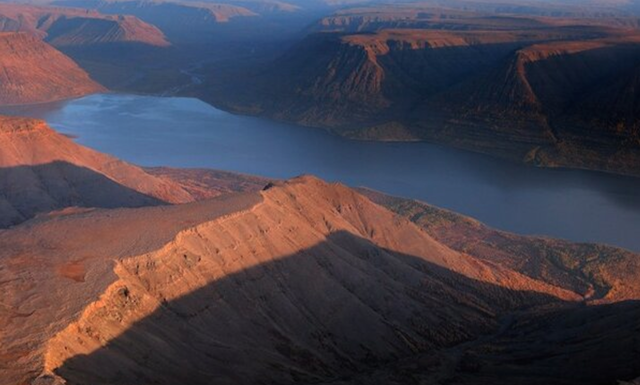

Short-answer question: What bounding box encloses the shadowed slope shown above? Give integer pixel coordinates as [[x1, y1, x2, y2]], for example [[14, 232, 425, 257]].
[[317, 299, 640, 385], [3, 176, 639, 385], [51, 232, 570, 385], [38, 177, 591, 384], [454, 300, 640, 385], [0, 162, 166, 227], [360, 188, 640, 303], [0, 191, 263, 385], [0, 115, 193, 227]]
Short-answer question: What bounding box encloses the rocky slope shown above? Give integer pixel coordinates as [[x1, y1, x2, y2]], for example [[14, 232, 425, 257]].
[[146, 167, 270, 200], [208, 10, 640, 176], [313, 1, 640, 33], [414, 33, 640, 174], [0, 3, 172, 101], [0, 3, 169, 46], [228, 26, 601, 127], [1, 176, 639, 385], [0, 32, 104, 104], [0, 115, 193, 227], [0, 190, 262, 385], [52, 0, 260, 42], [361, 188, 640, 303]]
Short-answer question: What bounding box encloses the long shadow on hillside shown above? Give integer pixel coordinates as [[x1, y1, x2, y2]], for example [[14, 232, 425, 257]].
[[54, 231, 640, 385], [456, 299, 640, 385], [0, 161, 165, 228]]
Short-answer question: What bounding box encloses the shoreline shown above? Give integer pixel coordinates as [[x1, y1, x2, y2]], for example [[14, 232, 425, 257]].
[[3, 89, 640, 181]]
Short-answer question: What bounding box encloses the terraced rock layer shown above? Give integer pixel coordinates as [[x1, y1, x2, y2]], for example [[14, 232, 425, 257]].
[[206, 7, 640, 176], [0, 3, 169, 46], [1, 177, 639, 385]]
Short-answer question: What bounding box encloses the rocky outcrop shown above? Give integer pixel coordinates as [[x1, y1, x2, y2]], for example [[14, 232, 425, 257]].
[[215, 23, 598, 126], [416, 35, 640, 174], [0, 33, 104, 105], [1, 176, 639, 385], [208, 12, 640, 176], [0, 4, 169, 47], [54, 0, 258, 41], [361, 188, 640, 303], [0, 115, 193, 226]]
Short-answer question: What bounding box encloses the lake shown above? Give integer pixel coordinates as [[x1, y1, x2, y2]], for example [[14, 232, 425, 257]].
[[6, 93, 640, 251]]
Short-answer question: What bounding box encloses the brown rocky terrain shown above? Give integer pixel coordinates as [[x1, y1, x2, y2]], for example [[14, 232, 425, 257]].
[[414, 32, 640, 175], [361, 188, 640, 303], [146, 167, 270, 200], [1, 175, 639, 385], [0, 3, 169, 46], [51, 0, 260, 42], [221, 26, 606, 126], [0, 32, 104, 104], [202, 4, 640, 177], [0, 115, 193, 226], [0, 190, 262, 385], [0, 115, 636, 385], [313, 1, 640, 33], [0, 2, 639, 384], [0, 3, 173, 99]]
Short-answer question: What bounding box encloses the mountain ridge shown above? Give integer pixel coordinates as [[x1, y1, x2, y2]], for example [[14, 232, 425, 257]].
[[0, 3, 169, 46], [0, 32, 104, 105], [1, 175, 638, 385], [204, 18, 640, 176], [0, 115, 193, 226]]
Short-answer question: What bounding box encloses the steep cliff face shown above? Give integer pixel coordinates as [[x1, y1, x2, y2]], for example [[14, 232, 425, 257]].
[[313, 5, 554, 33], [0, 33, 104, 105], [1, 176, 638, 385], [432, 38, 640, 124], [224, 25, 596, 128], [53, 0, 258, 41], [211, 15, 640, 175], [0, 4, 169, 47], [415, 36, 640, 172], [313, 1, 640, 34], [0, 115, 193, 227], [249, 33, 389, 126]]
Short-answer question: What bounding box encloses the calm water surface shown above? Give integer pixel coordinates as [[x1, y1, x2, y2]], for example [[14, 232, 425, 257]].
[[7, 93, 640, 251]]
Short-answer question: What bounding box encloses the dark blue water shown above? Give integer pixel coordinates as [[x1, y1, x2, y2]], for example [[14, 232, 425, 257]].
[[8, 93, 640, 251]]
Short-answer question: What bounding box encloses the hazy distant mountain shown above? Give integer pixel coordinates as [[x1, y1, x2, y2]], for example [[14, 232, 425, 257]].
[[52, 0, 279, 42], [0, 3, 169, 46]]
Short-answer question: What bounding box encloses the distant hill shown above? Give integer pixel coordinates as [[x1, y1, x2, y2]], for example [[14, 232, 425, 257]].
[[204, 6, 640, 176], [53, 0, 261, 42], [0, 32, 105, 104], [0, 3, 169, 46]]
